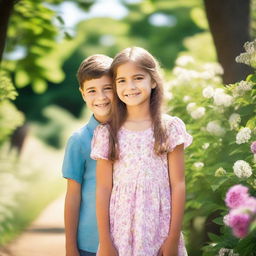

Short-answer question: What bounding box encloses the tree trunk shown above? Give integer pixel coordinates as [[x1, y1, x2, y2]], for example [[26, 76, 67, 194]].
[[0, 0, 16, 64], [204, 0, 252, 84]]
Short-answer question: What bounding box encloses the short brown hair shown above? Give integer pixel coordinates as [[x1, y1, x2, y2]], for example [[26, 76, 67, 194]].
[[77, 54, 113, 89]]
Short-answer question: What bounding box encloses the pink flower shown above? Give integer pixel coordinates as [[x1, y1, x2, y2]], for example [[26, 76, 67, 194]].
[[243, 197, 256, 213], [251, 141, 256, 154], [225, 185, 249, 209], [228, 209, 251, 238]]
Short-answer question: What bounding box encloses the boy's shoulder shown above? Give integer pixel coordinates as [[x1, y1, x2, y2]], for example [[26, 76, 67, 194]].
[[67, 120, 95, 148]]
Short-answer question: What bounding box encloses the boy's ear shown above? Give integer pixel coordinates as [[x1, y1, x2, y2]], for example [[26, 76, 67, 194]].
[[79, 87, 86, 102]]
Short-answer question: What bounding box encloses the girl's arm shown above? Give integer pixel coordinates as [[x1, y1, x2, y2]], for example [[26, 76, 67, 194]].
[[64, 179, 81, 256], [161, 144, 186, 256], [96, 159, 118, 256]]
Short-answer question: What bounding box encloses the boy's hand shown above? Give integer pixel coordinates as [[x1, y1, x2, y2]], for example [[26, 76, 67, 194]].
[[98, 242, 118, 256], [66, 247, 80, 256]]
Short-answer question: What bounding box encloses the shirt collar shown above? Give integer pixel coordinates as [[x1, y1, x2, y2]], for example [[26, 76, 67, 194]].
[[87, 114, 100, 134]]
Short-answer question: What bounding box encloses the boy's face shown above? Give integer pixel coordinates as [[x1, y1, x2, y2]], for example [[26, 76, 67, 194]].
[[80, 75, 113, 123]]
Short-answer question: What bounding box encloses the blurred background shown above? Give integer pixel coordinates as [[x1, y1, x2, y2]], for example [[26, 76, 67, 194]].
[[0, 0, 255, 255]]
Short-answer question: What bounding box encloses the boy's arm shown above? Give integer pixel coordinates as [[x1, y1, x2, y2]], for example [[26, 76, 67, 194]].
[[96, 159, 117, 256], [64, 178, 81, 256]]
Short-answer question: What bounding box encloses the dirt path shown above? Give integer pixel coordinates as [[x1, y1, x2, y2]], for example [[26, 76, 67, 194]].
[[0, 195, 66, 256]]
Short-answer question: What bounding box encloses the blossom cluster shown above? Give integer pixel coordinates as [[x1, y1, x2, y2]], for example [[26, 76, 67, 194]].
[[224, 184, 256, 238], [235, 40, 256, 68]]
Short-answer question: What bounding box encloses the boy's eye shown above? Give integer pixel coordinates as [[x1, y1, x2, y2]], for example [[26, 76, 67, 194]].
[[104, 86, 113, 91], [135, 76, 144, 80], [88, 90, 96, 93]]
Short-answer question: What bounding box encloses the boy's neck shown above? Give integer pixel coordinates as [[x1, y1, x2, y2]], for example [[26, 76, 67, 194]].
[[93, 114, 110, 124]]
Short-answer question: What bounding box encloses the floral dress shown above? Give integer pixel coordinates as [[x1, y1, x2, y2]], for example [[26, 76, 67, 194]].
[[91, 115, 193, 256]]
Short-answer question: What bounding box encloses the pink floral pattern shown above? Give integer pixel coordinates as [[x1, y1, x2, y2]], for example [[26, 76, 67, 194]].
[[91, 115, 193, 256]]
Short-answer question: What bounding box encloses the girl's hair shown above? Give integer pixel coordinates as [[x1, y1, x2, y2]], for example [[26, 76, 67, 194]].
[[108, 46, 169, 160]]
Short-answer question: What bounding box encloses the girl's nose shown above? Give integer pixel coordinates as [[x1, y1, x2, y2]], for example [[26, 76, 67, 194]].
[[127, 80, 136, 89]]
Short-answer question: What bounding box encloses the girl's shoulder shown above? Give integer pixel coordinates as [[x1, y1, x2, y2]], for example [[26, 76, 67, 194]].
[[93, 123, 111, 138], [161, 114, 186, 128]]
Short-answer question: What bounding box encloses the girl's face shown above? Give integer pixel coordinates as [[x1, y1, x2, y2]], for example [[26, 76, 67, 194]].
[[115, 61, 156, 108]]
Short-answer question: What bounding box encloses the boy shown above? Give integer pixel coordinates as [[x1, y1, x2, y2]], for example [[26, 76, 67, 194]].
[[62, 54, 113, 256]]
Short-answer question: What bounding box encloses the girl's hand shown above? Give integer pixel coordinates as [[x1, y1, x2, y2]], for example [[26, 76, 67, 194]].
[[157, 239, 178, 256], [98, 242, 118, 256]]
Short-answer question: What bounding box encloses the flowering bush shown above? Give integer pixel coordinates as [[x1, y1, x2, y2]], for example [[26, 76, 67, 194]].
[[167, 40, 256, 255], [224, 184, 256, 239]]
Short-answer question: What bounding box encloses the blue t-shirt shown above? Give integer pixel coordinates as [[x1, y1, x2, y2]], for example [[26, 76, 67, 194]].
[[62, 115, 99, 253]]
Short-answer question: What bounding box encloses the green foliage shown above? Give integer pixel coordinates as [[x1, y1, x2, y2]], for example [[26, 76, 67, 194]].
[[0, 73, 24, 144], [167, 43, 256, 255], [0, 72, 18, 101]]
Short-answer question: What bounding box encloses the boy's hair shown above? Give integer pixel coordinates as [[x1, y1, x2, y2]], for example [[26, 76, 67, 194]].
[[108, 46, 168, 160], [77, 54, 113, 89]]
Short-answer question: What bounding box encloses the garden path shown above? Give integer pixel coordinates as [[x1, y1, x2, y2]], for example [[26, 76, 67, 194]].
[[0, 195, 66, 256]]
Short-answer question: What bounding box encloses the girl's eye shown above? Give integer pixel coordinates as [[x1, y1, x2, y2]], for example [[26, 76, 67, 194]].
[[117, 79, 125, 84], [88, 90, 96, 94], [135, 76, 144, 80]]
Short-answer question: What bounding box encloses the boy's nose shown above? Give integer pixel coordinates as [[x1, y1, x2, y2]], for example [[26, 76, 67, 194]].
[[98, 91, 107, 99]]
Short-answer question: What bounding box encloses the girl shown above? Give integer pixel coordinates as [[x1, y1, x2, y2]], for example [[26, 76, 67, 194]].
[[91, 47, 193, 256]]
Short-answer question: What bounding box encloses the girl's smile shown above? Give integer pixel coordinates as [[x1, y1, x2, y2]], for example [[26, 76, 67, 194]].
[[115, 61, 156, 108]]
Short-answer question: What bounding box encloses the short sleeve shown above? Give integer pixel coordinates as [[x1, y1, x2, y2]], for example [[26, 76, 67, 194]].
[[165, 115, 193, 152], [90, 124, 110, 160], [62, 134, 85, 184]]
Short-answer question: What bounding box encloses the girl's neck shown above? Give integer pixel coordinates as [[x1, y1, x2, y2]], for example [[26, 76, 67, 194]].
[[126, 104, 151, 122]]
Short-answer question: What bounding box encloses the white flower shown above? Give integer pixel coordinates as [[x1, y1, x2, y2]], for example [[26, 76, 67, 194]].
[[236, 40, 256, 67], [202, 143, 209, 149], [202, 86, 215, 98], [203, 63, 224, 75], [206, 121, 225, 136], [232, 80, 253, 97], [229, 113, 241, 130], [164, 91, 173, 100], [215, 167, 227, 177], [194, 162, 204, 169], [236, 127, 251, 144], [175, 55, 195, 66], [190, 107, 205, 119], [213, 88, 233, 107], [183, 95, 191, 102], [218, 248, 239, 256], [233, 160, 252, 178], [186, 102, 197, 113]]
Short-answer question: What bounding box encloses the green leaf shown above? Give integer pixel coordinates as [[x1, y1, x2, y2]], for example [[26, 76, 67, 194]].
[[212, 217, 224, 225], [246, 74, 256, 83], [211, 178, 228, 192], [207, 232, 222, 242], [56, 15, 65, 25], [15, 70, 31, 88]]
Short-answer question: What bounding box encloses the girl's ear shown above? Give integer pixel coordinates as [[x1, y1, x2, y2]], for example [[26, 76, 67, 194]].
[[151, 81, 157, 89]]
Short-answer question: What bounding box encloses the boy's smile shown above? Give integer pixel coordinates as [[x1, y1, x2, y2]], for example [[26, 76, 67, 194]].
[[80, 75, 113, 123]]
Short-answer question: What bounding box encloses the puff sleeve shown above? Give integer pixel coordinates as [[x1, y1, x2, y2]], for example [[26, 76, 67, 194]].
[[165, 115, 193, 152], [90, 124, 110, 160]]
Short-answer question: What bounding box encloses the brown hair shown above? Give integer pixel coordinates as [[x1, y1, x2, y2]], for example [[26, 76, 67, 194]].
[[108, 47, 169, 160], [77, 54, 113, 89]]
